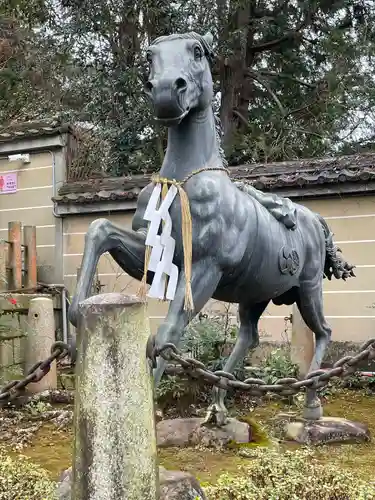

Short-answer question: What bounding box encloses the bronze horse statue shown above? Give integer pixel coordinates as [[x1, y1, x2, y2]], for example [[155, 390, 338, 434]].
[[68, 31, 355, 426]]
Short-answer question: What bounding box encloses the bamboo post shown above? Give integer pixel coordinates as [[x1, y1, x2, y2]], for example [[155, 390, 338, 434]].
[[0, 240, 7, 291], [72, 293, 158, 500], [23, 226, 37, 289], [8, 221, 22, 290], [24, 297, 57, 394]]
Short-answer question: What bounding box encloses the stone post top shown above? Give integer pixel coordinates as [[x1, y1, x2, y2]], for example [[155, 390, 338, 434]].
[[29, 296, 53, 302], [78, 293, 143, 309]]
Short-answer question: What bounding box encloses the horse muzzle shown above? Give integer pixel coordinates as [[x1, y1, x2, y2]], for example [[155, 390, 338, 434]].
[[145, 76, 190, 125]]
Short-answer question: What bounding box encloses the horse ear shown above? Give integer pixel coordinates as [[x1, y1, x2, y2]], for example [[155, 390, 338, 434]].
[[203, 32, 213, 47]]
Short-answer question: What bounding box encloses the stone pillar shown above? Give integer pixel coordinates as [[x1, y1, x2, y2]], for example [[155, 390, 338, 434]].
[[24, 297, 57, 394], [290, 304, 315, 378], [72, 293, 158, 500]]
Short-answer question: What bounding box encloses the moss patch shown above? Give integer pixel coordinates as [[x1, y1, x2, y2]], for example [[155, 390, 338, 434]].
[[311, 390, 375, 480], [158, 448, 246, 484], [227, 414, 271, 449], [9, 425, 73, 481], [3, 390, 375, 485]]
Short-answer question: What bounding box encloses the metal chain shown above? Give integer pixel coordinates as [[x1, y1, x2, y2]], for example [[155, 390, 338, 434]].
[[150, 338, 375, 397], [0, 341, 71, 405]]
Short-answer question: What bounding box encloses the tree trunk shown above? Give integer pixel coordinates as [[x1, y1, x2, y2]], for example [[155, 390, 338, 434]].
[[220, 0, 256, 150]]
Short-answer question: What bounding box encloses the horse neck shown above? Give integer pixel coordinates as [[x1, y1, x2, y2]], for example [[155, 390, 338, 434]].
[[159, 106, 224, 181]]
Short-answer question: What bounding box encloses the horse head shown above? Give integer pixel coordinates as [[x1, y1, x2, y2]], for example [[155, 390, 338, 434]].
[[144, 32, 214, 127]]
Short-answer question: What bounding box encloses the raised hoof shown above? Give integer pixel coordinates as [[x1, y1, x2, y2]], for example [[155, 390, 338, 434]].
[[202, 404, 229, 428]]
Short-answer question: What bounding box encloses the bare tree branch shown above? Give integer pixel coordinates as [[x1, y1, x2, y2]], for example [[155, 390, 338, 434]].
[[248, 33, 298, 53], [233, 109, 250, 129], [257, 70, 315, 89], [283, 100, 316, 120], [291, 128, 324, 139], [248, 13, 311, 53], [245, 70, 286, 116]]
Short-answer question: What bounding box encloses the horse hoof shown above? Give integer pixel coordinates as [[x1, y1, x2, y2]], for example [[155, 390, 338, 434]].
[[303, 400, 323, 420], [202, 405, 229, 428]]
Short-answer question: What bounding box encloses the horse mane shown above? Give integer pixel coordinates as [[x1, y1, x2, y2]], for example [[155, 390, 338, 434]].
[[151, 32, 228, 168], [214, 110, 228, 168]]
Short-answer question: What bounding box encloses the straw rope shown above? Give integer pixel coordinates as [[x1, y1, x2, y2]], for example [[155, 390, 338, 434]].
[[138, 166, 229, 311]]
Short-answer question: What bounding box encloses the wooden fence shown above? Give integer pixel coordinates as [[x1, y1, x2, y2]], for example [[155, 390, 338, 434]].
[[0, 222, 38, 381], [0, 221, 37, 293]]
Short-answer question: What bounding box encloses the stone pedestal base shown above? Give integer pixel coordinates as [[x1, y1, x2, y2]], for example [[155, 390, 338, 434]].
[[275, 413, 371, 445], [57, 466, 206, 500], [156, 417, 251, 449]]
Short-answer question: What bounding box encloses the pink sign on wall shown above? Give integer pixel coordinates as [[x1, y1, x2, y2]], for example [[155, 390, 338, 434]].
[[0, 173, 17, 194]]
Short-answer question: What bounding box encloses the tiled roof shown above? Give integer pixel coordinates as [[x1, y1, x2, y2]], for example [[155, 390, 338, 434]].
[[0, 120, 72, 144], [54, 189, 141, 205], [229, 153, 375, 190], [54, 176, 148, 204], [53, 152, 375, 205]]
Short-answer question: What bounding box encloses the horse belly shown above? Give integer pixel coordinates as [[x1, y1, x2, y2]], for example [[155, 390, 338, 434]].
[[225, 215, 304, 304]]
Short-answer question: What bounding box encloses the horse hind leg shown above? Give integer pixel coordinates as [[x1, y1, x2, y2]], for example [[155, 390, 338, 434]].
[[204, 301, 269, 427], [296, 283, 332, 420]]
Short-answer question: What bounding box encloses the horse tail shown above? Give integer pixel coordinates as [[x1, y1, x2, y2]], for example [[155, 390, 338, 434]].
[[316, 214, 356, 281]]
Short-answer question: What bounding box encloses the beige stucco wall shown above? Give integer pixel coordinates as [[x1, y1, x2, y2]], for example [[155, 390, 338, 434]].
[[62, 195, 375, 341], [0, 152, 57, 277], [0, 140, 373, 343]]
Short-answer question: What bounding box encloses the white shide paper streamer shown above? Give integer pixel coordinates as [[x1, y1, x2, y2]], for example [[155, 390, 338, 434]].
[[143, 183, 179, 300]]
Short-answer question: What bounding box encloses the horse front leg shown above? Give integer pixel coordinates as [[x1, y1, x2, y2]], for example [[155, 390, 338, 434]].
[[68, 218, 146, 327], [204, 301, 269, 427], [152, 258, 222, 386]]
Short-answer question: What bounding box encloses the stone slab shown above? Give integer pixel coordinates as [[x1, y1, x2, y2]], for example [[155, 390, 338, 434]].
[[57, 466, 206, 500], [157, 417, 251, 449], [160, 467, 206, 500], [276, 414, 371, 445]]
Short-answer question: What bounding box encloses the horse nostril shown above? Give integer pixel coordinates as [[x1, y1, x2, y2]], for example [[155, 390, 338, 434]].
[[174, 77, 187, 93], [145, 80, 153, 92]]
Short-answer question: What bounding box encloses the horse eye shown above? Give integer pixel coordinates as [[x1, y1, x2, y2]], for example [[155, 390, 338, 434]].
[[194, 46, 202, 60], [146, 51, 153, 63]]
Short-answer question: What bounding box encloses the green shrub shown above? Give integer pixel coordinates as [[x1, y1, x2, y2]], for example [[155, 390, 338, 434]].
[[0, 450, 56, 500], [156, 316, 239, 406], [156, 375, 197, 401], [204, 447, 375, 500], [246, 347, 299, 384], [180, 316, 238, 372]]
